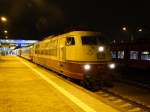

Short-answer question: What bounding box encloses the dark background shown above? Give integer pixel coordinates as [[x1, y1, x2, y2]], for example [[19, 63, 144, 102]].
[[0, 0, 150, 41]]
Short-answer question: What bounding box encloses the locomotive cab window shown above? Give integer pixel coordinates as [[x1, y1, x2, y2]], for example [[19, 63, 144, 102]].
[[81, 36, 98, 45], [66, 37, 75, 45]]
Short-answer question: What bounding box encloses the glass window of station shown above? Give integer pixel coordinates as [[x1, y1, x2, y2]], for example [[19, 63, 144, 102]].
[[141, 51, 150, 61], [130, 51, 138, 60]]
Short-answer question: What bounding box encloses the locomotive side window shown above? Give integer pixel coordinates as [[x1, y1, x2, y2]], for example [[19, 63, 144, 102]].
[[141, 51, 150, 61], [130, 51, 138, 60], [81, 36, 98, 45], [66, 37, 75, 45]]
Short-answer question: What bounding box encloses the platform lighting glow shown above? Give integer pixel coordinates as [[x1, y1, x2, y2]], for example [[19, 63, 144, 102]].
[[1, 17, 7, 22], [122, 27, 127, 31], [5, 36, 8, 39], [98, 46, 104, 52], [84, 64, 91, 70], [138, 28, 142, 32], [142, 51, 149, 55], [109, 63, 115, 69], [4, 30, 8, 33]]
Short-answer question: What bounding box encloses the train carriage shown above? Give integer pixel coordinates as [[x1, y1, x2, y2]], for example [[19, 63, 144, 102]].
[[111, 42, 150, 70], [19, 45, 33, 60]]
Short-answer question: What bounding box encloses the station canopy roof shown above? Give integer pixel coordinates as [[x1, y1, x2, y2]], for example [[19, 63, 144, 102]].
[[0, 39, 38, 48]]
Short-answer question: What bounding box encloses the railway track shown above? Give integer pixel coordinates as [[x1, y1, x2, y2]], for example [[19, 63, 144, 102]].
[[96, 89, 150, 112], [95, 80, 150, 112]]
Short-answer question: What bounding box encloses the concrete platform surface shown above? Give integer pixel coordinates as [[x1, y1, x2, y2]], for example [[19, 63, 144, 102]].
[[0, 56, 120, 112]]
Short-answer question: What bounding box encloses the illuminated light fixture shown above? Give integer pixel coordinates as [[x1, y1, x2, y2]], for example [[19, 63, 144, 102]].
[[138, 28, 142, 32], [5, 36, 8, 39], [109, 63, 115, 69], [4, 30, 8, 33], [98, 46, 104, 52], [142, 51, 149, 55], [1, 16, 7, 22], [84, 64, 91, 70], [122, 27, 127, 31]]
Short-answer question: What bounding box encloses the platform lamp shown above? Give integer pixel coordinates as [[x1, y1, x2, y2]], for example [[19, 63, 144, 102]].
[[1, 16, 7, 22], [1, 16, 9, 39], [122, 26, 143, 42], [4, 30, 8, 39]]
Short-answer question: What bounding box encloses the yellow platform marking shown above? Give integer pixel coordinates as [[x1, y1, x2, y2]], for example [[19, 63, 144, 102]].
[[120, 103, 131, 108], [107, 96, 117, 100], [97, 91, 104, 94], [112, 99, 123, 103], [128, 107, 142, 112], [101, 94, 110, 97]]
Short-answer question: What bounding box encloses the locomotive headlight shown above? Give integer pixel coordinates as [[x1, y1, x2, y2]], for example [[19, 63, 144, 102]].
[[108, 63, 115, 69], [98, 46, 104, 52], [84, 64, 91, 70]]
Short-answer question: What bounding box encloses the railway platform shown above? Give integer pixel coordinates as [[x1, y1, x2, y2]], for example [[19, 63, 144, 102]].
[[0, 56, 120, 112]]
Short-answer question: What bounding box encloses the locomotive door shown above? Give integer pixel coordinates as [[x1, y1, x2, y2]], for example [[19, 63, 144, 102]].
[[58, 38, 66, 73]]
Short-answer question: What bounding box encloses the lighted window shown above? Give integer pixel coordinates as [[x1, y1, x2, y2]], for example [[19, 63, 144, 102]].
[[130, 51, 138, 60], [141, 51, 150, 60], [118, 51, 124, 59], [66, 37, 75, 45], [111, 51, 117, 59]]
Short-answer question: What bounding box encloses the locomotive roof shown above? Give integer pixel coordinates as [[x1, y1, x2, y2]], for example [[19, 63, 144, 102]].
[[44, 31, 101, 40]]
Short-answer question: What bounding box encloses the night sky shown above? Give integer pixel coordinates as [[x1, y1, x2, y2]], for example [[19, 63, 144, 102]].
[[0, 0, 150, 40]]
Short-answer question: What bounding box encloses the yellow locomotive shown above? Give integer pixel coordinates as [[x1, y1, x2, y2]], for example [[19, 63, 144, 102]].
[[19, 31, 116, 90]]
